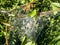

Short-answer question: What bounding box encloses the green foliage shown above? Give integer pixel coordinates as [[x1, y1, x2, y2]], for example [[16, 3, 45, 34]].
[[0, 0, 60, 45], [0, 30, 5, 45], [28, 9, 36, 17], [36, 13, 60, 45]]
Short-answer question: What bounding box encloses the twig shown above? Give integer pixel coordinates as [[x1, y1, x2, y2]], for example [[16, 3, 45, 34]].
[[40, 8, 60, 16], [0, 8, 60, 17], [5, 25, 8, 45], [9, 0, 37, 12]]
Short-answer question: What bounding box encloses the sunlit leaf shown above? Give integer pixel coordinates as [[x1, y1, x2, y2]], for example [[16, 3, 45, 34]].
[[25, 41, 35, 45], [25, 41, 32, 45], [0, 24, 3, 29], [28, 9, 36, 17], [51, 2, 60, 10], [52, 3, 60, 7], [20, 0, 25, 4], [21, 36, 26, 44], [53, 11, 57, 15], [29, 0, 34, 2]]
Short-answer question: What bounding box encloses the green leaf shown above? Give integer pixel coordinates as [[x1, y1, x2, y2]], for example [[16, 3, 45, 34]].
[[29, 0, 34, 2], [0, 0, 6, 5], [28, 9, 36, 17], [20, 0, 25, 4], [52, 3, 60, 7], [21, 36, 26, 45], [25, 41, 32, 45], [51, 2, 60, 10], [25, 41, 35, 45], [56, 41, 60, 45], [53, 11, 57, 15], [0, 24, 3, 29]]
